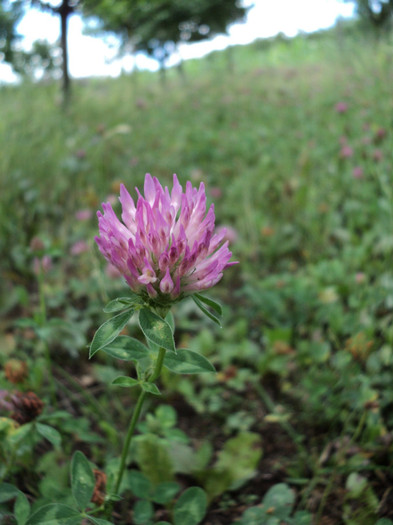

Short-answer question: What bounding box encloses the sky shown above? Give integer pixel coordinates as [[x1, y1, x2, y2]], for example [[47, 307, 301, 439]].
[[0, 0, 355, 83]]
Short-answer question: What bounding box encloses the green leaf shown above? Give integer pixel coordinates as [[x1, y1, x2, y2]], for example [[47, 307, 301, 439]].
[[103, 295, 141, 313], [89, 309, 134, 358], [9, 422, 33, 445], [135, 434, 174, 485], [262, 483, 295, 519], [204, 432, 263, 500], [87, 518, 114, 525], [127, 469, 152, 499], [173, 487, 207, 525], [141, 382, 161, 395], [234, 505, 264, 524], [192, 295, 221, 326], [194, 293, 222, 316], [36, 423, 61, 449], [292, 510, 313, 524], [133, 499, 154, 525], [155, 405, 177, 428], [139, 308, 176, 353], [0, 482, 20, 502], [70, 450, 96, 511], [152, 481, 180, 504], [102, 336, 148, 362], [14, 492, 30, 525], [112, 376, 140, 388], [164, 349, 215, 374], [26, 504, 80, 525]]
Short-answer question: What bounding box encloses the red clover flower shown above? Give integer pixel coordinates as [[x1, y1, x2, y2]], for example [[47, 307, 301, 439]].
[[96, 174, 236, 305]]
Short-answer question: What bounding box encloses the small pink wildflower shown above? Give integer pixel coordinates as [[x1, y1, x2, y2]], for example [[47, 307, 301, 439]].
[[70, 240, 89, 255], [96, 174, 237, 302], [33, 255, 52, 275], [215, 225, 238, 244], [335, 102, 348, 113], [352, 166, 364, 179], [340, 145, 353, 158], [75, 209, 92, 221], [374, 127, 387, 143], [210, 187, 222, 199], [106, 194, 118, 206], [30, 236, 45, 252], [75, 149, 86, 159], [355, 272, 366, 284]]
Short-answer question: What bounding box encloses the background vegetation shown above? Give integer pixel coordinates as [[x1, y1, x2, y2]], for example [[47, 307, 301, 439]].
[[1, 20, 393, 524]]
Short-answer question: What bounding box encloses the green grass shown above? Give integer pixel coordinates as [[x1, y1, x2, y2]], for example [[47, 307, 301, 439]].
[[1, 23, 393, 524]]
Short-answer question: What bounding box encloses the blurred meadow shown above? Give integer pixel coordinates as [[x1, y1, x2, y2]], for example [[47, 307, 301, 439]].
[[1, 21, 393, 524]]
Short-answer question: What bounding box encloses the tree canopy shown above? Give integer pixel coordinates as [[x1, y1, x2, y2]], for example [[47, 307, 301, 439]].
[[345, 0, 393, 30], [0, 0, 24, 64], [81, 0, 249, 65]]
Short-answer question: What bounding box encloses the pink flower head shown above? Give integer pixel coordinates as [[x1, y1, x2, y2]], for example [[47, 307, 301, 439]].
[[373, 149, 383, 162], [75, 209, 92, 221], [210, 187, 222, 199], [340, 145, 353, 159], [70, 240, 89, 255], [33, 255, 52, 275], [335, 101, 348, 114], [215, 225, 238, 244], [95, 174, 237, 303], [352, 166, 364, 179]]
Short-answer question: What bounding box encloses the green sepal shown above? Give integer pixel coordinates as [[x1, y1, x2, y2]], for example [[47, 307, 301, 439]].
[[141, 382, 161, 396], [192, 295, 222, 326], [70, 450, 96, 511], [103, 294, 142, 313], [194, 293, 222, 316], [101, 336, 148, 362], [89, 308, 134, 358], [164, 349, 216, 374], [112, 376, 140, 388], [138, 308, 176, 353]]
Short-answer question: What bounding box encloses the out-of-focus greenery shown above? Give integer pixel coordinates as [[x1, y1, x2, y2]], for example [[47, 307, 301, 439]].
[[1, 22, 393, 524]]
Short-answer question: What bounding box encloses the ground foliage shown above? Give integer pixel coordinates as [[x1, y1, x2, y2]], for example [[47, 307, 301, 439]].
[[1, 23, 393, 524]]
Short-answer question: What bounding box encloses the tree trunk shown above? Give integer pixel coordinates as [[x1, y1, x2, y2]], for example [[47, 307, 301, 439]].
[[59, 0, 72, 106]]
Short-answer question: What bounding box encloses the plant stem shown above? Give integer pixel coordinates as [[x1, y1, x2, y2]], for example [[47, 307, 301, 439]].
[[112, 346, 167, 496]]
